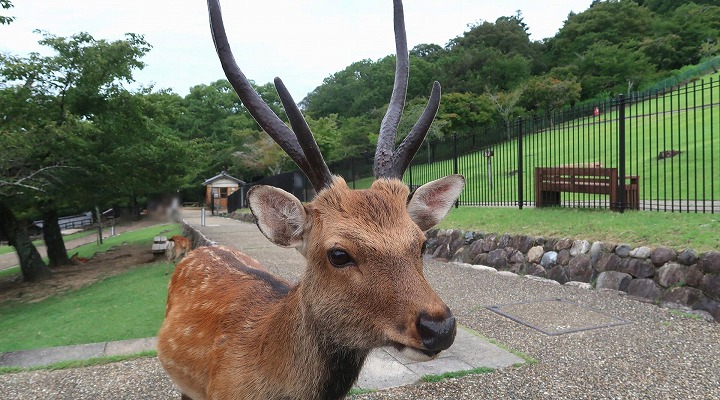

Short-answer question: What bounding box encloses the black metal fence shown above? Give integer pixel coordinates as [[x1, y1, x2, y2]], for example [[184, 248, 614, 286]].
[[242, 75, 720, 213]]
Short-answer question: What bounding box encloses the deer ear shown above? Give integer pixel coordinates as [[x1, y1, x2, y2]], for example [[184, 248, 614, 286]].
[[407, 175, 465, 231], [248, 185, 307, 248]]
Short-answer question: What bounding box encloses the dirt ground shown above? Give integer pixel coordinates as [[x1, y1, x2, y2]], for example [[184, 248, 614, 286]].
[[0, 244, 163, 305]]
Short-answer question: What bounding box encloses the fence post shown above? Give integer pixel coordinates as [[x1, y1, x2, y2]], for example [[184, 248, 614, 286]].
[[453, 133, 459, 208], [408, 163, 414, 191], [618, 94, 627, 213], [517, 117, 523, 210]]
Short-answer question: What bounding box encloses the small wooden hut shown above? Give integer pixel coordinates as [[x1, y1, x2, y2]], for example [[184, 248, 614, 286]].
[[202, 171, 245, 214]]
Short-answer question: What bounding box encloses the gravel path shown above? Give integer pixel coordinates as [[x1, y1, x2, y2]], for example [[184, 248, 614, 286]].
[[2, 211, 719, 399]]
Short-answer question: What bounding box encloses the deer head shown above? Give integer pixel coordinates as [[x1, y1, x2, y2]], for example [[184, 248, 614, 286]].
[[206, 0, 464, 361]]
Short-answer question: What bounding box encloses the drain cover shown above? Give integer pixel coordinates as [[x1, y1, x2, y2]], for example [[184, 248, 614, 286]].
[[486, 298, 631, 335]]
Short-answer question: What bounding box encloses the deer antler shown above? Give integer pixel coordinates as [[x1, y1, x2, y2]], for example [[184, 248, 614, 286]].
[[374, 0, 442, 180], [207, 0, 333, 191]]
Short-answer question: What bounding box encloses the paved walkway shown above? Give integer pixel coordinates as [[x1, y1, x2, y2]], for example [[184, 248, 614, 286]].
[[1, 209, 719, 399]]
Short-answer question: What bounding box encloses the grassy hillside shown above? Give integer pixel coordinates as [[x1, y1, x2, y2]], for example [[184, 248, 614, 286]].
[[391, 71, 720, 206]]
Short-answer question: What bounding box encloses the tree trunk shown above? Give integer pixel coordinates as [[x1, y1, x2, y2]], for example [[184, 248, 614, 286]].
[[0, 201, 52, 282], [43, 207, 71, 268]]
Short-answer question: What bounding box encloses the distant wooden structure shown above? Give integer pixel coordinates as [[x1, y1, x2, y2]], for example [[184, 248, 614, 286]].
[[153, 236, 168, 255], [202, 171, 246, 214]]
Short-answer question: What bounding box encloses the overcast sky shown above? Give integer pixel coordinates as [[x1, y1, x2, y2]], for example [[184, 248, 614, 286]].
[[1, 0, 593, 101]]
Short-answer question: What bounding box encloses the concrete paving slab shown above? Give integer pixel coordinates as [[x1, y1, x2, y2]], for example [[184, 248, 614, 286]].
[[353, 325, 525, 391], [487, 298, 632, 335], [356, 349, 418, 390], [103, 337, 157, 357], [0, 342, 105, 368]]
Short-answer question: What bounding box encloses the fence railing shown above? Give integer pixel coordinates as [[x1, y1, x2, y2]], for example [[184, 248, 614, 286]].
[[241, 75, 720, 213]]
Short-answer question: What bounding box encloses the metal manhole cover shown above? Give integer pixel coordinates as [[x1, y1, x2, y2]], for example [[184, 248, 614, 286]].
[[486, 298, 632, 335]]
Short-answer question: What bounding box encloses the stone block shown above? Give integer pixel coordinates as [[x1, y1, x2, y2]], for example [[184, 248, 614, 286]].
[[557, 249, 571, 266], [651, 247, 677, 267], [546, 265, 569, 284], [527, 246, 544, 264], [540, 251, 558, 268], [629, 246, 652, 259], [486, 249, 508, 271], [656, 262, 688, 288], [471, 253, 489, 266], [543, 238, 557, 252], [595, 253, 621, 272], [677, 249, 699, 266], [685, 265, 704, 288], [498, 234, 513, 248], [555, 238, 573, 251], [627, 279, 662, 302], [520, 263, 546, 277], [624, 259, 655, 279], [570, 240, 591, 256], [508, 249, 526, 264], [615, 244, 632, 257], [596, 271, 632, 292], [567, 254, 593, 282], [482, 235, 498, 252], [515, 235, 535, 253], [589, 241, 605, 265], [698, 251, 720, 274], [662, 286, 705, 308], [701, 274, 720, 301]]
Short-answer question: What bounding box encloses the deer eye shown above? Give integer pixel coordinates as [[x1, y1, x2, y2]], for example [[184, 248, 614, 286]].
[[327, 248, 355, 268]]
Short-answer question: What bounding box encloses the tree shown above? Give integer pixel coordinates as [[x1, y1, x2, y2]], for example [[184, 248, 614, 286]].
[[0, 30, 152, 277], [303, 55, 438, 118], [0, 0, 13, 25], [233, 134, 291, 177], [436, 92, 495, 136], [521, 75, 581, 125], [488, 88, 525, 139], [547, 1, 655, 66], [576, 41, 655, 97]]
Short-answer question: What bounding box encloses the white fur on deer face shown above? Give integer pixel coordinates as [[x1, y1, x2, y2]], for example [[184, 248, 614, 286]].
[[248, 175, 464, 360]]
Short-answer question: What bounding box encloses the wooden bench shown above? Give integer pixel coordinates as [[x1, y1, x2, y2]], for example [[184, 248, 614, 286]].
[[534, 167, 639, 211]]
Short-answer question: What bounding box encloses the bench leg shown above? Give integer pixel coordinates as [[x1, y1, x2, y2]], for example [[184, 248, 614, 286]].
[[540, 191, 560, 207]]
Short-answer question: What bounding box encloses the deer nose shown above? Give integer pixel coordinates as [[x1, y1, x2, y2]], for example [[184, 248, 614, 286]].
[[417, 310, 456, 352]]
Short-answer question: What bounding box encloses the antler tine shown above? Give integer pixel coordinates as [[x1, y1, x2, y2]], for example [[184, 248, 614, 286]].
[[375, 0, 409, 179], [207, 0, 331, 191], [389, 81, 441, 177], [274, 77, 333, 188]]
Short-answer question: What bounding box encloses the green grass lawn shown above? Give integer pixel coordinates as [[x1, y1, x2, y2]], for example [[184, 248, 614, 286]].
[[439, 207, 720, 252], [344, 71, 720, 205], [0, 223, 182, 352], [0, 262, 174, 352]]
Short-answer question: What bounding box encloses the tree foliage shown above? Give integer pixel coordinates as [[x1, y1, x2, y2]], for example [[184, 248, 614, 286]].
[[0, 0, 13, 25]]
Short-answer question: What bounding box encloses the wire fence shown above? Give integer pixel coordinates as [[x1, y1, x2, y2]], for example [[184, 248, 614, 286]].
[[237, 75, 720, 213]]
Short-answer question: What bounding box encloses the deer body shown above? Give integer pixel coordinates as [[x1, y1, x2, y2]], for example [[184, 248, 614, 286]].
[[159, 1, 466, 398], [158, 178, 463, 399]]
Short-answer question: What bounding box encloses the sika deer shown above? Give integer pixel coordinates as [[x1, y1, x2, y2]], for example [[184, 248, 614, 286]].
[[157, 1, 465, 399]]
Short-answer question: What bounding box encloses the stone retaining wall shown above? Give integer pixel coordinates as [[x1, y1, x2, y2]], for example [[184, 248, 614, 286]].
[[427, 228, 720, 322], [182, 221, 215, 248]]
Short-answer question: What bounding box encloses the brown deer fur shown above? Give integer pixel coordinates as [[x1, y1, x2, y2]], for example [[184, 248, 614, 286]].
[[157, 176, 464, 400], [70, 252, 90, 264], [167, 235, 192, 263]]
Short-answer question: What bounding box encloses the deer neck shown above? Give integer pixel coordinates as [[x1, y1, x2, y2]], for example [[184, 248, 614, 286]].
[[261, 282, 368, 400]]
